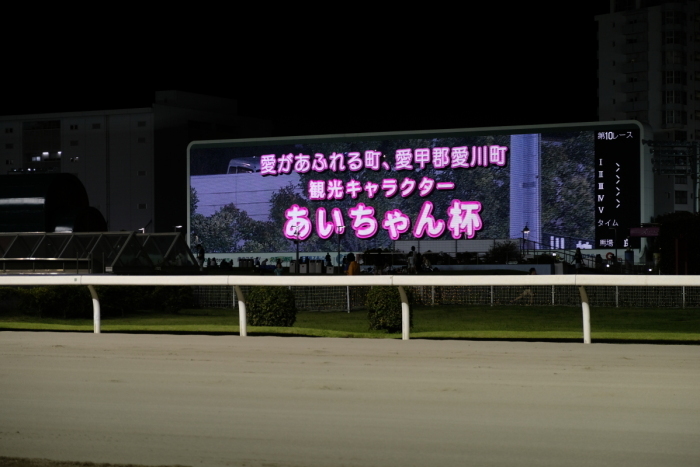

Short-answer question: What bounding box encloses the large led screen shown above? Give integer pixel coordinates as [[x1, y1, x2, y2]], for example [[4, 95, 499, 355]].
[[188, 124, 641, 254]]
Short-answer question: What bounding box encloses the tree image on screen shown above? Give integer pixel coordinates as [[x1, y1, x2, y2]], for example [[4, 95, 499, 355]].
[[190, 130, 597, 254]]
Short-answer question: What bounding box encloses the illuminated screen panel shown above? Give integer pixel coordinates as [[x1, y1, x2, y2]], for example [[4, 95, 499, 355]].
[[188, 124, 641, 254]]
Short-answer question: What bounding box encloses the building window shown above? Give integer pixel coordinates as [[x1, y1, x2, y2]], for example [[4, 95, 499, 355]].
[[70, 140, 78, 146], [92, 123, 101, 129], [70, 124, 78, 130], [5, 143, 13, 149], [137, 137, 146, 143], [665, 71, 687, 85], [675, 175, 687, 185], [663, 31, 686, 45], [665, 90, 687, 104], [137, 170, 147, 176], [4, 128, 12, 134], [662, 11, 686, 25], [675, 130, 687, 141], [675, 190, 688, 205], [664, 110, 687, 125], [674, 155, 687, 166], [137, 203, 148, 210], [663, 50, 686, 65], [137, 121, 147, 127]]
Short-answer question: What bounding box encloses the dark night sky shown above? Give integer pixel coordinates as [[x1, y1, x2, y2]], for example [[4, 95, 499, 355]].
[[3, 3, 611, 137]]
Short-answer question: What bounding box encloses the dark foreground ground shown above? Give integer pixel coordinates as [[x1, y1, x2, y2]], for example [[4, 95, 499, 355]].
[[1, 332, 698, 467], [0, 457, 183, 467]]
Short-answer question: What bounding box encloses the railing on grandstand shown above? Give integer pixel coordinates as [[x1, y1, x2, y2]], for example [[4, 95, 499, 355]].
[[520, 238, 637, 273]]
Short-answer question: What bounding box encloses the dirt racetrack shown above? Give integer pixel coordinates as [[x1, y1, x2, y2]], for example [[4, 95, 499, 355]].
[[0, 332, 698, 467]]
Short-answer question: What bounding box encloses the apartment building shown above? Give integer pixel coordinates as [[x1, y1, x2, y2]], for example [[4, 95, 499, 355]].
[[0, 91, 269, 232], [597, 0, 700, 214]]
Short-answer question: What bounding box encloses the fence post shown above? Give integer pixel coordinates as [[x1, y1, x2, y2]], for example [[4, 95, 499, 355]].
[[346, 286, 350, 313], [578, 286, 591, 344], [87, 285, 100, 334], [682, 286, 686, 309], [234, 285, 247, 337], [398, 286, 410, 341], [552, 285, 555, 305]]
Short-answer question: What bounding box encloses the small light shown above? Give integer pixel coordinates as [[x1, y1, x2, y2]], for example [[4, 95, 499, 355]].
[[42, 152, 49, 156]]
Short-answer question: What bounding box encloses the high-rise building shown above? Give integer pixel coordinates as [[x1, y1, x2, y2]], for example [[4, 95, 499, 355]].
[[0, 91, 270, 233], [597, 0, 699, 214]]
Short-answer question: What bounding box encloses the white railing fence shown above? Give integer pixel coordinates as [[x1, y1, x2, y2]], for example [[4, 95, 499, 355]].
[[1, 274, 699, 343]]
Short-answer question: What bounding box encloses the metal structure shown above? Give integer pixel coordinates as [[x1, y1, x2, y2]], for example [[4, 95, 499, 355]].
[[0, 232, 197, 274]]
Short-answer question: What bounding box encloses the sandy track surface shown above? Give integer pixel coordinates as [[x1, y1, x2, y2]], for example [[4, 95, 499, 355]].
[[0, 332, 698, 467]]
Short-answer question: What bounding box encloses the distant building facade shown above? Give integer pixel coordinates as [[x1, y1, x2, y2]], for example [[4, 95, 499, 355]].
[[0, 91, 270, 232], [596, 0, 699, 214]]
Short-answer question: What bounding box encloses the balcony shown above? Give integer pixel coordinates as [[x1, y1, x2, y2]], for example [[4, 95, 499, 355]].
[[621, 42, 648, 54], [621, 61, 648, 73], [661, 123, 687, 130], [621, 22, 647, 35], [663, 103, 687, 112], [618, 101, 648, 112], [620, 81, 648, 93]]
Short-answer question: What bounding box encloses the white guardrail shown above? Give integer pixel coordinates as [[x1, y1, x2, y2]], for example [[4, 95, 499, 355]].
[[2, 274, 699, 343]]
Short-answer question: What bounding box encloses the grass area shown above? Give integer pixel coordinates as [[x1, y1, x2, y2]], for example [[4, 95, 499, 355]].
[[1, 305, 699, 342]]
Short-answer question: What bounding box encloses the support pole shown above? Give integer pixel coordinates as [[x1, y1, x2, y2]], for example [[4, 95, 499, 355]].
[[87, 285, 100, 334], [552, 285, 555, 305], [578, 286, 591, 344], [234, 285, 247, 337], [398, 286, 410, 341], [682, 286, 686, 309]]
